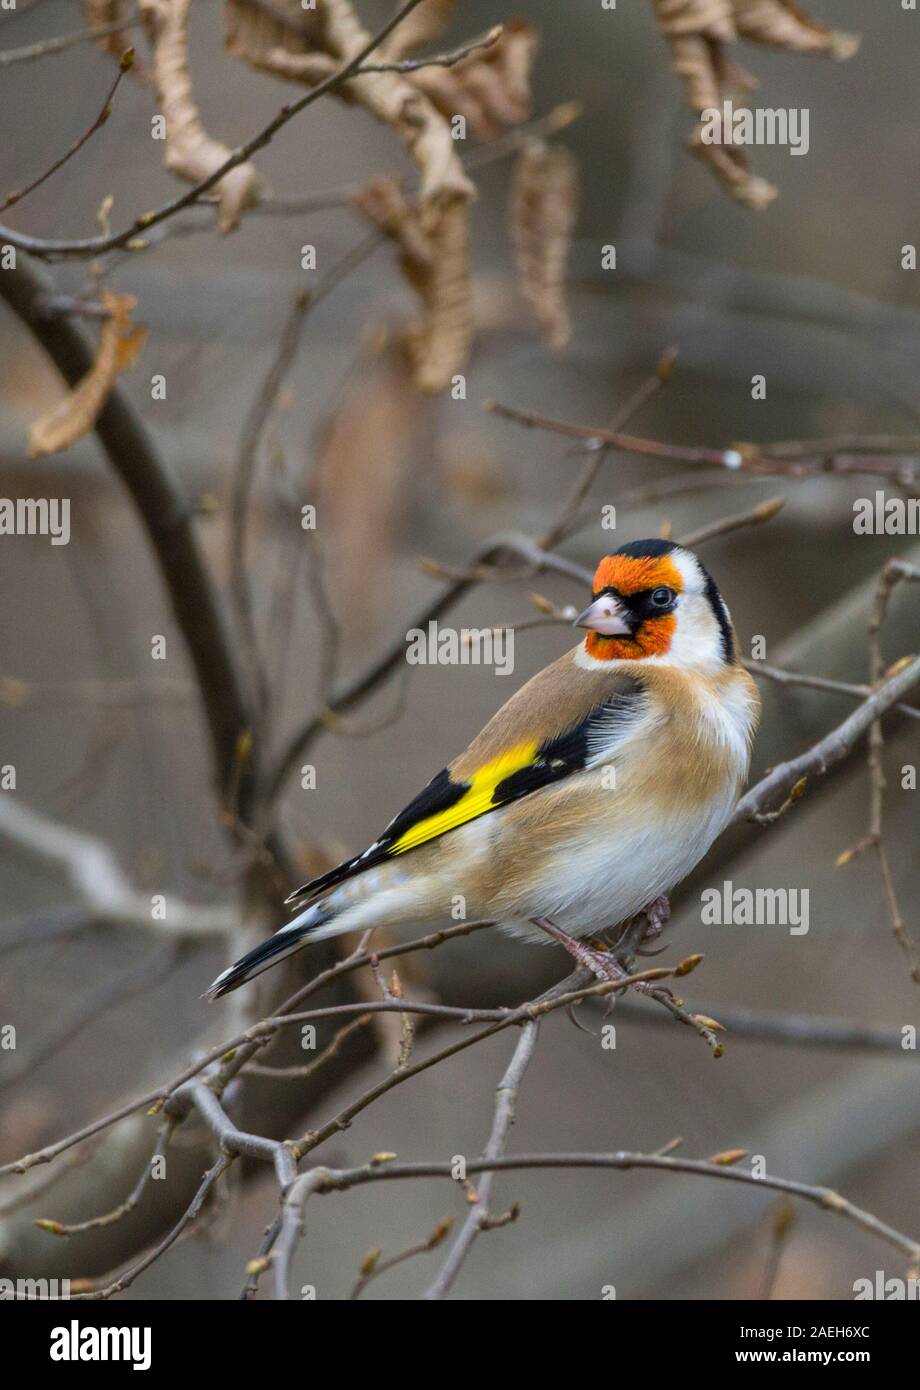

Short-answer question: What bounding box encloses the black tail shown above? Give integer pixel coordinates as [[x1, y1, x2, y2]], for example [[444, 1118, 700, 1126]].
[[204, 903, 330, 1000]]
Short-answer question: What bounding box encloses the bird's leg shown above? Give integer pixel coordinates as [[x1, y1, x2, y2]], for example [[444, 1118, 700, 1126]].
[[634, 894, 671, 955], [530, 916, 654, 992]]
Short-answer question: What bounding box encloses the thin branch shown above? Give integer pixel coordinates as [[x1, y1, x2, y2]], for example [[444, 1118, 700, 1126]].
[[537, 348, 677, 551], [1, 52, 133, 214], [69, 1154, 232, 1299], [423, 1020, 537, 1299], [0, 254, 259, 817], [760, 434, 920, 461], [486, 397, 744, 469], [0, 15, 138, 66], [0, 0, 431, 259], [350, 1216, 454, 1299], [839, 560, 920, 981], [616, 997, 920, 1054], [678, 495, 785, 548], [308, 1152, 920, 1270], [0, 923, 496, 1180], [0, 796, 234, 939], [732, 655, 920, 825], [355, 25, 501, 76], [487, 400, 920, 485], [36, 1124, 174, 1236], [746, 658, 920, 720], [229, 288, 311, 717]]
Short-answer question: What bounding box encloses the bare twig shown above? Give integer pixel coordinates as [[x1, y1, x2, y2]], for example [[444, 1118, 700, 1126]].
[[355, 25, 501, 77], [487, 399, 920, 486], [36, 1124, 174, 1236], [228, 288, 311, 717], [0, 797, 234, 939], [310, 1151, 920, 1269], [349, 1216, 454, 1299], [837, 561, 920, 981], [486, 396, 744, 469], [423, 1021, 537, 1299], [70, 1154, 232, 1299], [0, 15, 138, 66], [0, 0, 431, 259], [0, 255, 258, 817], [0, 49, 133, 214], [745, 659, 920, 721], [733, 655, 920, 825]]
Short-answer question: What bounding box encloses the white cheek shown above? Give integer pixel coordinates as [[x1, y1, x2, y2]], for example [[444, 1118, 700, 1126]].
[[662, 597, 725, 672]]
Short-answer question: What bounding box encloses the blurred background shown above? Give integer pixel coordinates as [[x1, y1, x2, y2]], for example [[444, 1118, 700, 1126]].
[[1, 0, 918, 1300]]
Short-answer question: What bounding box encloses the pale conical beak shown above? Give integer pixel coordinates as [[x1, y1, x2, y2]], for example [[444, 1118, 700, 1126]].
[[573, 594, 632, 636]]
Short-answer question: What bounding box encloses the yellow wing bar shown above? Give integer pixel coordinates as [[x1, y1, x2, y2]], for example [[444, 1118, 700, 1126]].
[[390, 741, 539, 855]]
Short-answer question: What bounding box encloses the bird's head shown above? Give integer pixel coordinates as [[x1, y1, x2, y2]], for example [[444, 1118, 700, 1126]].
[[574, 539, 736, 672]]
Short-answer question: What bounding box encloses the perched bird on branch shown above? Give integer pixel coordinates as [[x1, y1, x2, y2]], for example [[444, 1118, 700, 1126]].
[[206, 540, 760, 999]]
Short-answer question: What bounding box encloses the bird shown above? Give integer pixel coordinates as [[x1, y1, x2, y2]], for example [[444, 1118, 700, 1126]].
[[206, 539, 760, 1000]]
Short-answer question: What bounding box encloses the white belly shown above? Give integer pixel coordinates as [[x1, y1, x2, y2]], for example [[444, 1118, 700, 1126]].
[[499, 785, 738, 943]]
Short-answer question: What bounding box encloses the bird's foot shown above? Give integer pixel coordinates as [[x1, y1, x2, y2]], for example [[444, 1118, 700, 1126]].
[[635, 894, 671, 955], [530, 917, 657, 997]]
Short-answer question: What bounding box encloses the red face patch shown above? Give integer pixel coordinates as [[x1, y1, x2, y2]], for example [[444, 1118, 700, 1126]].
[[585, 553, 683, 661], [585, 615, 676, 662], [592, 553, 684, 598]]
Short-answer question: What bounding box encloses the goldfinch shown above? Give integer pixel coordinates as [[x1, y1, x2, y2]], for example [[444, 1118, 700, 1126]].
[[206, 540, 759, 999]]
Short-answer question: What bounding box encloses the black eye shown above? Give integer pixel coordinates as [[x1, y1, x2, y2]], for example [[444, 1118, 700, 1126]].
[[650, 586, 676, 608]]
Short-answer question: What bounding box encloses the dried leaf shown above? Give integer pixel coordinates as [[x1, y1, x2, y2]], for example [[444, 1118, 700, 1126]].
[[511, 139, 579, 352], [225, 0, 473, 201], [28, 291, 146, 458], [408, 18, 539, 142], [224, 0, 327, 82], [309, 336, 420, 626], [733, 0, 859, 59], [380, 0, 457, 63], [140, 0, 261, 233], [226, 0, 474, 389], [353, 178, 472, 393], [652, 0, 859, 208]]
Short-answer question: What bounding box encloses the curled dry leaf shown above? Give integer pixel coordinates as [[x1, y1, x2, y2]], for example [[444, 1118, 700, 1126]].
[[308, 332, 420, 633], [28, 291, 146, 458], [224, 0, 472, 202], [379, 0, 457, 63], [140, 0, 261, 233], [511, 138, 579, 352], [225, 0, 474, 390], [407, 18, 540, 143], [732, 0, 860, 59], [224, 0, 329, 84], [651, 0, 860, 209], [352, 177, 472, 393]]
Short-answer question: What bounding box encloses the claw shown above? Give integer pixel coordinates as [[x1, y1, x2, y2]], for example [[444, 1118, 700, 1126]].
[[565, 1003, 596, 1035]]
